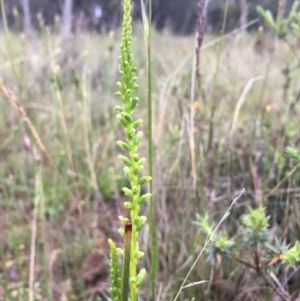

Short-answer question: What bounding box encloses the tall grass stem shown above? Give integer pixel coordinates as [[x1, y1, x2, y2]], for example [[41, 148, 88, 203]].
[[29, 169, 41, 301], [0, 0, 19, 82], [143, 0, 157, 299]]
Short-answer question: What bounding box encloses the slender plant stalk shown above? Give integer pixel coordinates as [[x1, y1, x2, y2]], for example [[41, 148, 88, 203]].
[[0, 0, 19, 82], [207, 0, 229, 153], [29, 171, 40, 301], [47, 31, 76, 174], [74, 73, 98, 190], [143, 0, 157, 299], [38, 170, 54, 301], [190, 0, 206, 191], [189, 53, 197, 190], [195, 0, 206, 86]]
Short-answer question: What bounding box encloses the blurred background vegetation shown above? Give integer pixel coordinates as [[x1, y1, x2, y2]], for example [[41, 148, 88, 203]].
[[0, 0, 298, 35]]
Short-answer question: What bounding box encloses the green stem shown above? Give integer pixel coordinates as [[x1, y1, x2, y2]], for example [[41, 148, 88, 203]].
[[130, 228, 138, 301], [146, 1, 157, 300], [0, 0, 20, 83], [207, 0, 229, 153], [130, 185, 141, 301]]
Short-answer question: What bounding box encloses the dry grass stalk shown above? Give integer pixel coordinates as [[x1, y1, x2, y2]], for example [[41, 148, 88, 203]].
[[189, 0, 206, 190], [0, 81, 54, 168], [195, 0, 206, 86]]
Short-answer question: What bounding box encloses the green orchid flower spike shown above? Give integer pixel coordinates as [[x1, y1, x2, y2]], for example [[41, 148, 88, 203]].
[[109, 0, 152, 301]]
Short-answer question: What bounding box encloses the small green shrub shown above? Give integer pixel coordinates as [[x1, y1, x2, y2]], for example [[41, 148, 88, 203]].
[[197, 206, 300, 300]]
